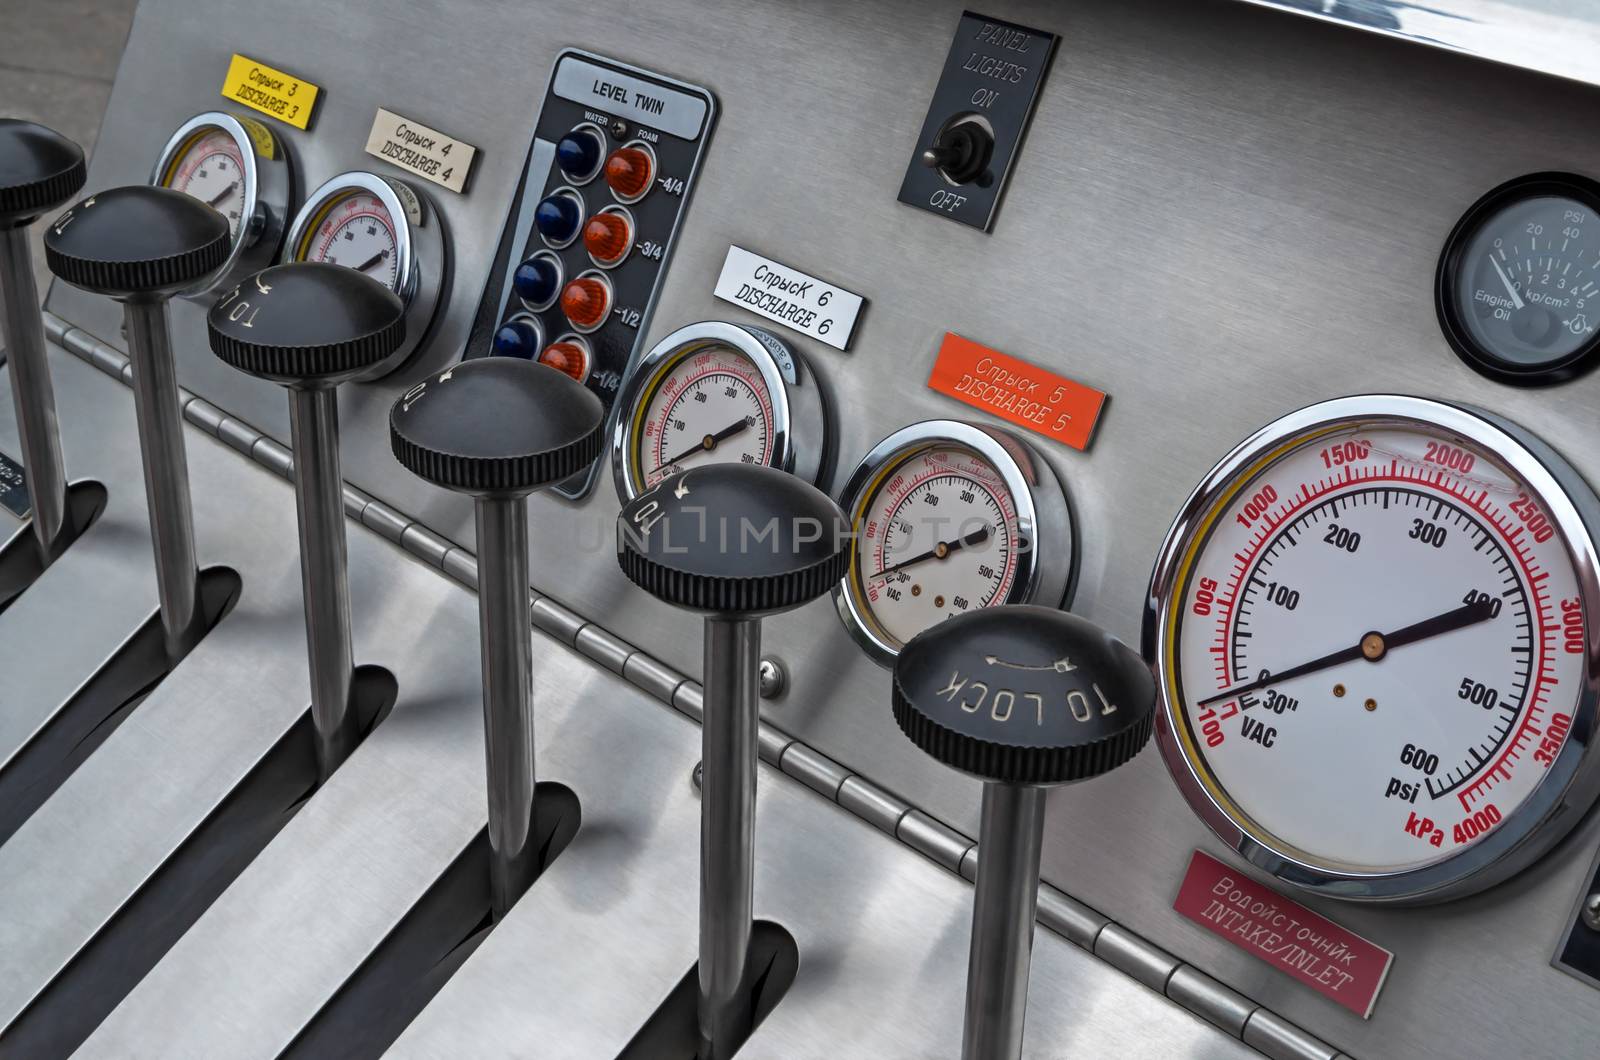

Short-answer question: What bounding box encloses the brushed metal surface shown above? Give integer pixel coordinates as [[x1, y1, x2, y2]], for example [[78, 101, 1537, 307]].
[[37, 0, 1600, 1053]]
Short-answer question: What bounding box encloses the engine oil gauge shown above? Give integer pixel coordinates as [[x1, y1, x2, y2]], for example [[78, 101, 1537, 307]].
[[611, 321, 828, 501], [284, 171, 445, 376], [1147, 396, 1600, 902], [152, 111, 289, 296], [1437, 172, 1600, 384], [834, 420, 1074, 666]]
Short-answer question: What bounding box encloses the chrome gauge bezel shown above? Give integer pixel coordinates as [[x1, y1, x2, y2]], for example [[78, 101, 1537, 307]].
[[1145, 394, 1600, 903], [833, 419, 1075, 668], [151, 110, 290, 298], [611, 320, 827, 501], [283, 170, 445, 379], [1436, 172, 1600, 386]]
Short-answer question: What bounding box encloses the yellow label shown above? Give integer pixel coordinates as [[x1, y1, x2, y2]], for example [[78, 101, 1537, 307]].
[[220, 53, 318, 130]]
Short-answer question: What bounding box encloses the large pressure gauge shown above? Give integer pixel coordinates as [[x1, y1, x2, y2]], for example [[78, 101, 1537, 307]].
[[834, 420, 1074, 666], [284, 171, 445, 376], [1147, 396, 1600, 902], [152, 111, 289, 296], [611, 321, 828, 501]]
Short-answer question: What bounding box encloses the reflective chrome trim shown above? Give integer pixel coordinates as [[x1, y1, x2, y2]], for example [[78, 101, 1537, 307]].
[[609, 320, 826, 501], [1145, 394, 1600, 903], [832, 419, 1075, 667], [151, 111, 290, 298], [1233, 0, 1600, 90], [282, 171, 445, 379]]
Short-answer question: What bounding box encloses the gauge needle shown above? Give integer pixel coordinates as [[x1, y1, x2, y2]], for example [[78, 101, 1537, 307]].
[[1490, 255, 1526, 310], [1198, 597, 1498, 706], [351, 250, 390, 274], [872, 525, 992, 581], [206, 181, 238, 207], [652, 419, 750, 473]]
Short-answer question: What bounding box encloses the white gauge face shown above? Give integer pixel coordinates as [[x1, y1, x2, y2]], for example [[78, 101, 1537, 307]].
[[163, 128, 247, 237], [850, 445, 1021, 651], [635, 344, 775, 488], [1165, 419, 1590, 878], [301, 191, 400, 291]]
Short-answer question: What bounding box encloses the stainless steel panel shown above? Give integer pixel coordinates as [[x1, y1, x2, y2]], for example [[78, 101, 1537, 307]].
[[37, 0, 1600, 1053]]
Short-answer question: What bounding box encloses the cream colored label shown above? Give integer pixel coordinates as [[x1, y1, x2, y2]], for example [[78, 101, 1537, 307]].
[[364, 109, 476, 194]]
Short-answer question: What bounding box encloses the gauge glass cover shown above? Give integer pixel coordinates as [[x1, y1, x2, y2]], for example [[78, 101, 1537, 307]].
[[299, 189, 400, 291], [1149, 396, 1600, 901], [161, 127, 247, 237], [1438, 173, 1600, 383], [636, 343, 775, 488]]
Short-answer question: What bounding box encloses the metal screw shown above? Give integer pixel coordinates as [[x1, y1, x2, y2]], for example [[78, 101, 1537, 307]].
[[610, 118, 628, 138], [691, 760, 703, 793], [759, 657, 787, 699], [1582, 892, 1600, 932]]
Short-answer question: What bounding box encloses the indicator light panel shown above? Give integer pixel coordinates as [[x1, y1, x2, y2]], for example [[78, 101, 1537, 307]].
[[468, 49, 717, 499]]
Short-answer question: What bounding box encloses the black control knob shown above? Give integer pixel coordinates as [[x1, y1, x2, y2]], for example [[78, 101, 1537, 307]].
[[391, 357, 603, 918], [893, 605, 1154, 785], [919, 115, 995, 187], [209, 263, 406, 781], [892, 604, 1154, 1060], [617, 464, 851, 616], [45, 185, 230, 299], [44, 184, 231, 661], [391, 357, 603, 496], [208, 262, 405, 385], [617, 463, 848, 1060], [0, 121, 86, 569], [0, 119, 86, 226]]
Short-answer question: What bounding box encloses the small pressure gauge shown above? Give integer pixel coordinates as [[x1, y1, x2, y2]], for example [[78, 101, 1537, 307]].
[[833, 420, 1075, 666], [611, 321, 829, 501], [283, 171, 445, 377], [152, 110, 290, 297]]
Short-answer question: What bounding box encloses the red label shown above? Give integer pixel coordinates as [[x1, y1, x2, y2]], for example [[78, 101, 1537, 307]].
[[1173, 851, 1393, 1019], [926, 333, 1105, 451]]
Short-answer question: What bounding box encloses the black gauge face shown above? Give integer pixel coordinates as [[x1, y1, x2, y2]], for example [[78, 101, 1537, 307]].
[[1438, 173, 1600, 384]]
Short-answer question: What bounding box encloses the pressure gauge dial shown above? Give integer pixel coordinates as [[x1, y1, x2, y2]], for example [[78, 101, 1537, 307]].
[[1437, 173, 1600, 385], [152, 111, 289, 296], [1147, 396, 1600, 902], [834, 420, 1074, 666], [284, 171, 445, 377], [611, 321, 828, 501]]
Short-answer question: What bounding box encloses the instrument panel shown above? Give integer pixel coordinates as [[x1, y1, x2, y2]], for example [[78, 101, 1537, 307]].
[[30, 0, 1600, 1056]]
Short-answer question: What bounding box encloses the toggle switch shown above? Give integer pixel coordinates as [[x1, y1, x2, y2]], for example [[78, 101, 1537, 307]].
[[892, 605, 1155, 1060], [45, 185, 231, 661], [493, 316, 544, 359], [582, 208, 632, 267], [618, 464, 850, 1059], [207, 262, 406, 780], [920, 114, 995, 187], [555, 124, 605, 182], [512, 252, 561, 310], [604, 143, 654, 202], [392, 358, 604, 917], [0, 120, 86, 565], [560, 273, 611, 332], [535, 190, 584, 247]]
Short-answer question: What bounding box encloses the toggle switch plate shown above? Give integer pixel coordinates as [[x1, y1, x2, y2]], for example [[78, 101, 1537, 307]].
[[897, 10, 1057, 232]]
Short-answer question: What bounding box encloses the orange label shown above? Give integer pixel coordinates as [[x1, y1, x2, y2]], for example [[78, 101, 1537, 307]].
[[927, 333, 1105, 451]]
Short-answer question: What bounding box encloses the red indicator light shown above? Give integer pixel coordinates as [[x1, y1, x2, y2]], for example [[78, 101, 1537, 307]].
[[583, 211, 632, 266], [560, 276, 611, 330], [604, 146, 654, 201], [538, 340, 589, 382]]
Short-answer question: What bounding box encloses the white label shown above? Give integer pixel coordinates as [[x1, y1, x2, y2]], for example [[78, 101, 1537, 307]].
[[364, 108, 477, 194], [552, 57, 708, 140], [712, 246, 864, 351]]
